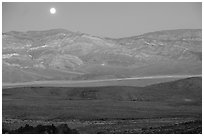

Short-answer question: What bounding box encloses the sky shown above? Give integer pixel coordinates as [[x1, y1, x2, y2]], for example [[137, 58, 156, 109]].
[[2, 2, 202, 38]]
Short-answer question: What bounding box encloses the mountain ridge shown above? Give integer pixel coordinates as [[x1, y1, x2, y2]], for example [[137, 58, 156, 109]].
[[2, 29, 202, 83]]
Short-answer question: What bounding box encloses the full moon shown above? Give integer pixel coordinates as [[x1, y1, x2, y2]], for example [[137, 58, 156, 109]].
[[50, 8, 56, 14]]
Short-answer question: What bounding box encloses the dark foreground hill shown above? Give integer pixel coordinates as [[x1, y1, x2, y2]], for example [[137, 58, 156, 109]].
[[3, 77, 201, 120], [3, 77, 202, 102]]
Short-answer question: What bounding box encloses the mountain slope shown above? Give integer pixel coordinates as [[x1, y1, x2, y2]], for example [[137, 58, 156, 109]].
[[2, 29, 202, 83]]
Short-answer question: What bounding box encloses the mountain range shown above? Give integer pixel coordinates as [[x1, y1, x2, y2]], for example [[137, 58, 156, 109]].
[[2, 29, 202, 83]]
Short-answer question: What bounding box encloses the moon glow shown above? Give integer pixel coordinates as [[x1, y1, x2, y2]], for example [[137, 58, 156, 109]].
[[50, 8, 56, 14]]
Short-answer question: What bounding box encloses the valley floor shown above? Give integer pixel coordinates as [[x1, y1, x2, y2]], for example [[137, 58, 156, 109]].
[[3, 74, 201, 88]]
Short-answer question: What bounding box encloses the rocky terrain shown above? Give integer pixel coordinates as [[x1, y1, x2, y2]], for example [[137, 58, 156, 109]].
[[2, 118, 201, 134], [3, 123, 78, 134], [2, 29, 202, 83]]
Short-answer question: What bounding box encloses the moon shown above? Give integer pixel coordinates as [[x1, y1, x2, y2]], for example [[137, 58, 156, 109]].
[[50, 8, 56, 14]]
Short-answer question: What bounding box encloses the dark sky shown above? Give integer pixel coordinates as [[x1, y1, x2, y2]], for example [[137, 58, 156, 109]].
[[2, 2, 202, 38]]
